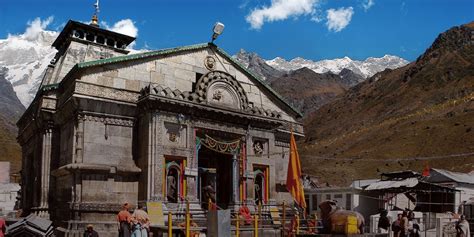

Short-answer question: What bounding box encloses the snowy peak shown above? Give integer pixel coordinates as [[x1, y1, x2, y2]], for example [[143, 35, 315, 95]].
[[233, 49, 284, 80], [267, 54, 409, 78], [0, 18, 58, 107]]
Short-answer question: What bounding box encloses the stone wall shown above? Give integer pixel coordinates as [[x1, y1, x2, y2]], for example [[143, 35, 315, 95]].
[[79, 48, 298, 123], [47, 40, 128, 85]]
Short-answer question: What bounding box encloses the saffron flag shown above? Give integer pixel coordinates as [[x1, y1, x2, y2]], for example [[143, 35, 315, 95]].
[[286, 130, 307, 208]]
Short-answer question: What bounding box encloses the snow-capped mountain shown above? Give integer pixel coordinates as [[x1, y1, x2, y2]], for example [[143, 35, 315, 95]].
[[0, 30, 57, 107], [267, 55, 409, 78], [0, 17, 142, 107], [233, 49, 284, 80]]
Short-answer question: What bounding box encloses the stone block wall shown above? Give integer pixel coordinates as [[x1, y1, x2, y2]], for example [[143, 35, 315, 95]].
[[79, 48, 298, 124]]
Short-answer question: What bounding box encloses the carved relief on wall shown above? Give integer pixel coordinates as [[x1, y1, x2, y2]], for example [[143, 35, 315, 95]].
[[204, 56, 216, 71], [212, 90, 223, 101], [168, 133, 178, 142], [252, 138, 268, 157], [253, 141, 264, 156], [66, 47, 87, 63], [164, 122, 186, 146], [207, 82, 240, 108]]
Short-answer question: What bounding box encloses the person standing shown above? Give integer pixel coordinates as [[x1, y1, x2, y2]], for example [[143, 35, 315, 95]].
[[131, 204, 150, 237], [408, 211, 420, 237], [118, 202, 132, 237], [0, 217, 6, 237], [392, 213, 402, 237], [400, 211, 409, 237], [456, 215, 471, 237], [83, 224, 99, 237], [377, 209, 391, 233]]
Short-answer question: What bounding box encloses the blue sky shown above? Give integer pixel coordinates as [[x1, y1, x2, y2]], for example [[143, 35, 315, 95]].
[[1, 0, 473, 61]]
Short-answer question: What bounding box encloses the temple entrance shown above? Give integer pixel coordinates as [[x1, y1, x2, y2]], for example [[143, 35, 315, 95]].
[[198, 146, 233, 209]]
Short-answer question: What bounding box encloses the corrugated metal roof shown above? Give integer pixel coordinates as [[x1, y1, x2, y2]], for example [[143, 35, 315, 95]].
[[431, 168, 474, 184], [364, 177, 419, 191]]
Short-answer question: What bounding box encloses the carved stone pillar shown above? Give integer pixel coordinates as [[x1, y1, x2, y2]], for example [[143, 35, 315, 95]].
[[75, 115, 85, 163], [232, 153, 239, 204], [150, 112, 164, 201], [38, 125, 53, 218]]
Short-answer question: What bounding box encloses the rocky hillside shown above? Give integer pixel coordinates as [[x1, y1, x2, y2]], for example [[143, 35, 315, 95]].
[[233, 49, 284, 80], [234, 49, 408, 115], [300, 22, 474, 186], [0, 67, 25, 175], [267, 68, 350, 114]]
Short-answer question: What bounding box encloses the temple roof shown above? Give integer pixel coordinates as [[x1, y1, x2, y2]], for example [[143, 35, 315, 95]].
[[65, 42, 303, 118], [52, 20, 136, 50]]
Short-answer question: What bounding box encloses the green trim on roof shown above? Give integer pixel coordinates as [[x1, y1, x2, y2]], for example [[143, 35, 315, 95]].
[[41, 83, 59, 91], [77, 43, 209, 69], [70, 42, 302, 117]]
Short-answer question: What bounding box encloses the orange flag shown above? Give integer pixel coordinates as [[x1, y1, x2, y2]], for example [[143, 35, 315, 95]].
[[286, 130, 307, 208], [422, 163, 430, 177]]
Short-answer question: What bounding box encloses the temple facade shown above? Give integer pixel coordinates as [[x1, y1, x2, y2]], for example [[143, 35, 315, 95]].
[[17, 19, 304, 236]]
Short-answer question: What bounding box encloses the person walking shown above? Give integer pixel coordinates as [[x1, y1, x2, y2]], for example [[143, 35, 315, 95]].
[[456, 215, 471, 237], [83, 224, 99, 237], [118, 202, 132, 237], [392, 213, 402, 237], [131, 204, 150, 237]]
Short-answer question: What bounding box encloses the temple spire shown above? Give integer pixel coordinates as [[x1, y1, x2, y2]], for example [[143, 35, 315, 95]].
[[90, 0, 100, 27]]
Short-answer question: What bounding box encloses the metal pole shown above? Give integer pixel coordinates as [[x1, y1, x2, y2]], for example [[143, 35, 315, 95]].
[[296, 214, 300, 235], [282, 202, 286, 237], [168, 212, 172, 237], [254, 214, 259, 237], [258, 203, 262, 225], [186, 199, 190, 237], [236, 215, 240, 237]]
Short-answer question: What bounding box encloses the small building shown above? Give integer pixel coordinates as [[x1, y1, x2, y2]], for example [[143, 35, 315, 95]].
[[0, 162, 20, 217], [305, 179, 380, 224], [423, 168, 474, 212], [363, 170, 459, 213]]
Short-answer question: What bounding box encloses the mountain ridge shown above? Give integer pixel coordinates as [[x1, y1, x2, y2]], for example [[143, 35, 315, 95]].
[[0, 30, 57, 106], [267, 54, 409, 78], [300, 22, 474, 185]]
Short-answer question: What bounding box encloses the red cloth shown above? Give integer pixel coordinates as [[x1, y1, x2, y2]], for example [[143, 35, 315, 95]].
[[239, 206, 252, 225], [117, 210, 132, 222], [0, 218, 6, 237]]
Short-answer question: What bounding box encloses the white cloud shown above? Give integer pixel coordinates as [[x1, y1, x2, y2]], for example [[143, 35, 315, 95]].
[[22, 16, 54, 41], [310, 8, 324, 23], [101, 19, 138, 48], [362, 0, 375, 11], [102, 19, 138, 38], [246, 0, 320, 30], [326, 7, 354, 32]]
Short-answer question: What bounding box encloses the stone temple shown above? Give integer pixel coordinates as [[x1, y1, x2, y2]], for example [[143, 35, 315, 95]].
[[17, 17, 304, 236]]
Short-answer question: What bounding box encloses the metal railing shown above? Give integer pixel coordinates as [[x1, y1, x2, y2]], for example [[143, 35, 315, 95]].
[[163, 199, 321, 237]]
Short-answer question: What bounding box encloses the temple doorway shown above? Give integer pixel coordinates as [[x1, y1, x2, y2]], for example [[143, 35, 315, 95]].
[[198, 146, 233, 209]]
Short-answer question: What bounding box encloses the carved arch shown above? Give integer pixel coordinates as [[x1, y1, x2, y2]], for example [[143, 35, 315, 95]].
[[195, 71, 249, 110]]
